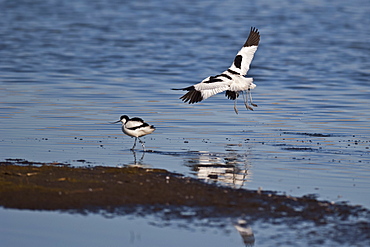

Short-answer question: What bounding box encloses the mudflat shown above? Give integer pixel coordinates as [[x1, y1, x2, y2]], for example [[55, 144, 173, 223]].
[[0, 159, 367, 223]]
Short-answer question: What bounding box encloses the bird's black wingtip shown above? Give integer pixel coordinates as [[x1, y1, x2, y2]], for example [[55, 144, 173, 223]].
[[250, 26, 259, 33], [171, 86, 195, 91], [179, 89, 203, 104], [243, 26, 260, 47], [225, 90, 239, 100]]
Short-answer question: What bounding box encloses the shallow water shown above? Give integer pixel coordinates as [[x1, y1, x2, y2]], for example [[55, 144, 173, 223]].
[[1, 0, 369, 245], [1, 208, 241, 247], [2, 206, 368, 247]]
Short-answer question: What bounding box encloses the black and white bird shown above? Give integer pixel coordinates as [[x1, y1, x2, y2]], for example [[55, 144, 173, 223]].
[[173, 27, 260, 114], [112, 115, 155, 151]]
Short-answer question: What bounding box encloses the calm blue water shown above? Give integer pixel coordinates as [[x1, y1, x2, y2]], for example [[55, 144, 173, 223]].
[[1, 0, 369, 246]]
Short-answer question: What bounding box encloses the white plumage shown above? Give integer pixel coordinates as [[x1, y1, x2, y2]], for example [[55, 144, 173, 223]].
[[173, 27, 260, 114], [112, 115, 155, 151]]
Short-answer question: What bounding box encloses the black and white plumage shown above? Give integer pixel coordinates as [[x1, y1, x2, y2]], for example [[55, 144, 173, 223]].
[[112, 115, 155, 151], [173, 27, 260, 114]]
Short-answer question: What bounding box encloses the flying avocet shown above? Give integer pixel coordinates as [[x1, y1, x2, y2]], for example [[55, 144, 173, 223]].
[[112, 115, 155, 151], [173, 27, 260, 114]]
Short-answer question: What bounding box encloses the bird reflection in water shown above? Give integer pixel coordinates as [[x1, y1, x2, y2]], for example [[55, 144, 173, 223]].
[[185, 151, 252, 189], [234, 219, 255, 247], [126, 150, 149, 168]]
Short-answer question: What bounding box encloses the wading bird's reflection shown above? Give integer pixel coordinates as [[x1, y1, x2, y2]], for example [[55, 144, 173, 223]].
[[128, 150, 147, 167], [184, 151, 252, 189], [234, 219, 255, 247]]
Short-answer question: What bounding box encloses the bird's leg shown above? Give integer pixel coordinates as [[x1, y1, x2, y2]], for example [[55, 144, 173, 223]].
[[248, 89, 258, 107], [131, 137, 137, 150], [242, 90, 247, 105], [242, 91, 254, 111], [138, 137, 146, 152], [131, 149, 138, 164], [233, 98, 239, 114]]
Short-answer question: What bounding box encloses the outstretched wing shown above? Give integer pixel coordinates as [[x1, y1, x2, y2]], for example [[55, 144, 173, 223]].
[[227, 27, 260, 76], [177, 75, 231, 103]]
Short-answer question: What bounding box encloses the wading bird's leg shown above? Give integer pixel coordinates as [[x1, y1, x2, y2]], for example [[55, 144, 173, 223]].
[[242, 91, 254, 111], [138, 137, 146, 151], [131, 137, 137, 150], [242, 90, 247, 106], [248, 89, 258, 107], [131, 149, 138, 163], [234, 98, 239, 114]]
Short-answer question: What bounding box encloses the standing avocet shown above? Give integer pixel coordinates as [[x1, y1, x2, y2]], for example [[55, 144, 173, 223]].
[[172, 27, 260, 114], [112, 115, 155, 151]]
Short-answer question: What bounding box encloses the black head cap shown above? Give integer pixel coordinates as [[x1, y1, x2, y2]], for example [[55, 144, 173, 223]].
[[120, 115, 129, 120]]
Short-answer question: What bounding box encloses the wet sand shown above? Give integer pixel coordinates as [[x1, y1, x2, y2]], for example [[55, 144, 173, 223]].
[[1, 159, 368, 221]]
